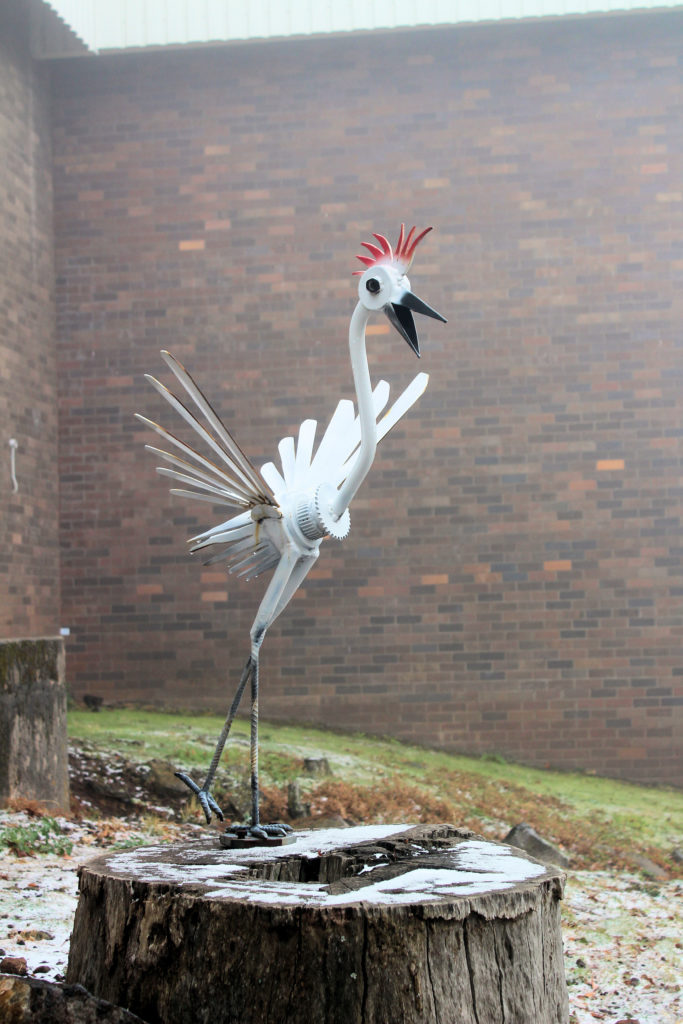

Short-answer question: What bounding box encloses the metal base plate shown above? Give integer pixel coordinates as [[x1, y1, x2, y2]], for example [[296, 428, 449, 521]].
[[219, 832, 297, 849]]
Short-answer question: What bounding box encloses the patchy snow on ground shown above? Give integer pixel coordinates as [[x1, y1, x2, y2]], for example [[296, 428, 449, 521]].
[[0, 847, 76, 982], [0, 812, 200, 983], [563, 870, 682, 1024], [0, 810, 681, 1022]]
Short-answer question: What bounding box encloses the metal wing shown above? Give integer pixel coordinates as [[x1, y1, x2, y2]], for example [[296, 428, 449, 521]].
[[260, 372, 427, 501], [335, 372, 429, 486], [260, 380, 391, 500]]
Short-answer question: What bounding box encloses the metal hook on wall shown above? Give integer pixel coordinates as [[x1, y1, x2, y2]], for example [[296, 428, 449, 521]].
[[9, 438, 18, 493]]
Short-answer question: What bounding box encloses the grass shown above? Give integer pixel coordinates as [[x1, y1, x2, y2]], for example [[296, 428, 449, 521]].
[[68, 707, 683, 875], [0, 816, 74, 857]]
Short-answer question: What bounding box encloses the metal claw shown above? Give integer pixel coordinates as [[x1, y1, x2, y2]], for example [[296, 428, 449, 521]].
[[260, 823, 293, 836], [175, 771, 224, 823], [249, 823, 292, 840]]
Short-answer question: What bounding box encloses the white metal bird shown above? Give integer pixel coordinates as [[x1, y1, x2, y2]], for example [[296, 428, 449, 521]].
[[137, 224, 446, 840]]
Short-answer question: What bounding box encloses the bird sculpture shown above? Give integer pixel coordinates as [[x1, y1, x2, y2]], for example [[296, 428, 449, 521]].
[[137, 224, 446, 842]]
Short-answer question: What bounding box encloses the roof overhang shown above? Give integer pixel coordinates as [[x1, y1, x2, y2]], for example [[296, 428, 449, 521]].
[[35, 0, 683, 59]]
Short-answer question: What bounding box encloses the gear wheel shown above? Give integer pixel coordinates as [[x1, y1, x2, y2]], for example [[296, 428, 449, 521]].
[[315, 482, 350, 540], [296, 483, 350, 541]]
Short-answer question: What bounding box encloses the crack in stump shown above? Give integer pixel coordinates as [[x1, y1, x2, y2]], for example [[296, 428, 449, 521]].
[[462, 916, 481, 1024], [360, 914, 369, 1024], [284, 908, 303, 1020], [425, 923, 441, 1024], [492, 924, 507, 1024]]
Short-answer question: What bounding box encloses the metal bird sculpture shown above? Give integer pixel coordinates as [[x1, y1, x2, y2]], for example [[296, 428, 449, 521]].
[[137, 225, 447, 841]]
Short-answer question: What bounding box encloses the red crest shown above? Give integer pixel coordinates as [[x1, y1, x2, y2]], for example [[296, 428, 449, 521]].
[[353, 224, 433, 276]]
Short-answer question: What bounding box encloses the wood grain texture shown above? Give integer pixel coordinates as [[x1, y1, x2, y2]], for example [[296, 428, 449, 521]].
[[67, 824, 568, 1024]]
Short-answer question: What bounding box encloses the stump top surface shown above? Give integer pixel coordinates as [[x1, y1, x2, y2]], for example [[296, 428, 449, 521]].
[[79, 824, 563, 911]]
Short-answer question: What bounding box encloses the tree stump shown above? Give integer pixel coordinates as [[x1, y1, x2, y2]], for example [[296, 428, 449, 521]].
[[0, 637, 68, 812], [67, 824, 568, 1024]]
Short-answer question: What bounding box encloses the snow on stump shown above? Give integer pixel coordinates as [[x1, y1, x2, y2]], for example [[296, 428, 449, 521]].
[[67, 824, 568, 1024], [0, 638, 68, 813]]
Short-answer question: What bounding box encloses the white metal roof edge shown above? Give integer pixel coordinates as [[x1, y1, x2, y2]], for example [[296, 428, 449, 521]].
[[40, 0, 683, 59]]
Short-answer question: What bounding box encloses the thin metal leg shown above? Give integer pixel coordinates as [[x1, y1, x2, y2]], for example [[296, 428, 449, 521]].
[[204, 655, 253, 792], [244, 647, 291, 840], [175, 654, 253, 823], [250, 652, 260, 827], [180, 549, 316, 831]]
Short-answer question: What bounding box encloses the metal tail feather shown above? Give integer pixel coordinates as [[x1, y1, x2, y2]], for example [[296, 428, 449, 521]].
[[159, 351, 276, 505]]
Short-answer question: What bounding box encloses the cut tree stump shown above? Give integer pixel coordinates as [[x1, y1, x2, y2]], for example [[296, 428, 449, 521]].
[[0, 637, 68, 812], [67, 824, 568, 1024]]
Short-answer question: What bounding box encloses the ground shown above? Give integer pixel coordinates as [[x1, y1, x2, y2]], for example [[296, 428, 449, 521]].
[[1, 709, 681, 1023]]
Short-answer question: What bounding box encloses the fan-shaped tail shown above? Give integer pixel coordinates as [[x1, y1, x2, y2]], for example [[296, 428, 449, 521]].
[[136, 351, 277, 512], [137, 352, 282, 580]]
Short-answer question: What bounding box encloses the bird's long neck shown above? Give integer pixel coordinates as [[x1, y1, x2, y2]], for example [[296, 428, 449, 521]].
[[332, 301, 375, 520]]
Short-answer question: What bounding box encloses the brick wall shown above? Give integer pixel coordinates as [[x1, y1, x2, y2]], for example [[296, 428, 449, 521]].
[[52, 12, 683, 784], [0, 1, 60, 639]]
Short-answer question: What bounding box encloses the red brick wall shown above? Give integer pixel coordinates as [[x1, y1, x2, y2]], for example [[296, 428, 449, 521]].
[[52, 12, 683, 784], [0, 1, 60, 639]]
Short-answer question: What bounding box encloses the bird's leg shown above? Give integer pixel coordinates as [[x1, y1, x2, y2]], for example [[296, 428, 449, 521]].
[[175, 654, 253, 823], [244, 637, 292, 840], [218, 550, 316, 841], [241, 552, 317, 838], [249, 642, 261, 829]]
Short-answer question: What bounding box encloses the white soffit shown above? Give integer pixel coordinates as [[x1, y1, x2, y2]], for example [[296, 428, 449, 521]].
[[45, 0, 683, 55]]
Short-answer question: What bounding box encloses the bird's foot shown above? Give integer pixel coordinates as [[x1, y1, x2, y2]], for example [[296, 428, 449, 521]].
[[175, 772, 224, 824], [250, 822, 293, 839], [220, 822, 294, 847]]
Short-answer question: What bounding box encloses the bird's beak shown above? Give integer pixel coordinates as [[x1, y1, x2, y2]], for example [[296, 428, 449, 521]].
[[384, 290, 447, 358]]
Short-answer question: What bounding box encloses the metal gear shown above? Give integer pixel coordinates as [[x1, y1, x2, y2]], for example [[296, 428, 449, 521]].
[[296, 482, 350, 541]]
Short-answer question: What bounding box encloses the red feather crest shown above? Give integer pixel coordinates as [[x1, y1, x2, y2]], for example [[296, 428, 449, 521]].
[[353, 224, 433, 276]]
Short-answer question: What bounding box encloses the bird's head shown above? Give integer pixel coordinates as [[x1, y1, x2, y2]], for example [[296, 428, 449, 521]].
[[354, 224, 447, 356]]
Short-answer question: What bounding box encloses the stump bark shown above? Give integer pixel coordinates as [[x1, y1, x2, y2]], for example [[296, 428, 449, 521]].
[[67, 824, 568, 1024]]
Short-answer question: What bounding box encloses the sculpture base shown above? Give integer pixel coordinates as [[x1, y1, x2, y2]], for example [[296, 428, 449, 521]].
[[67, 824, 569, 1024], [219, 831, 297, 848]]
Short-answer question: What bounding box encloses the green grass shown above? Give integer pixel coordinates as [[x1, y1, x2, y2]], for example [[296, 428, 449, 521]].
[[68, 708, 683, 874], [0, 816, 74, 857]]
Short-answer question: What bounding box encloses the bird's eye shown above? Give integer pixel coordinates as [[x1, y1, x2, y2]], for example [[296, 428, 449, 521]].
[[366, 278, 380, 295]]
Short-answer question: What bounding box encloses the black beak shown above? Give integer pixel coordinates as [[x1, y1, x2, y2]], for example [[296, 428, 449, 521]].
[[384, 291, 447, 357]]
